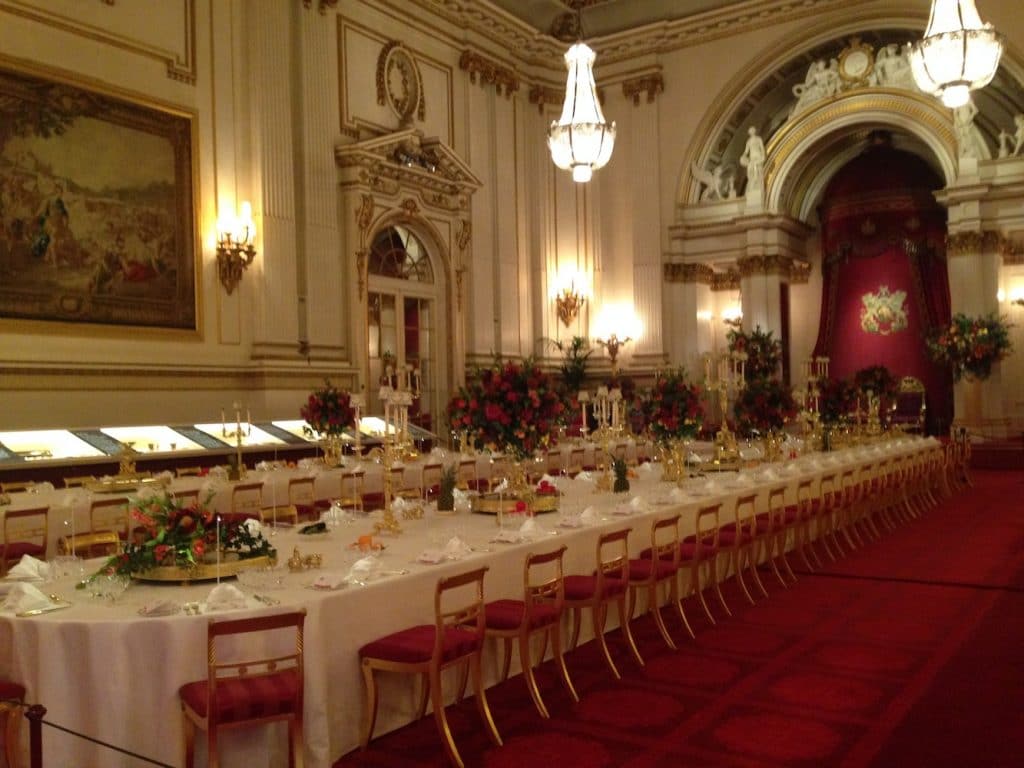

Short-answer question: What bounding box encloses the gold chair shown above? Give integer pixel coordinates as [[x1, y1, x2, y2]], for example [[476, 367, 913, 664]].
[[456, 458, 479, 492], [566, 447, 585, 477], [63, 475, 95, 489], [2, 506, 48, 576], [58, 531, 121, 558], [0, 679, 25, 768], [89, 497, 130, 540], [760, 485, 796, 586], [0, 481, 34, 494], [681, 502, 729, 622], [721, 493, 767, 603], [229, 482, 264, 521], [287, 477, 318, 521], [631, 513, 691, 647], [180, 609, 307, 768], [173, 489, 201, 508], [260, 504, 299, 527], [563, 527, 643, 679], [421, 463, 443, 501], [480, 546, 577, 719], [359, 566, 501, 768]]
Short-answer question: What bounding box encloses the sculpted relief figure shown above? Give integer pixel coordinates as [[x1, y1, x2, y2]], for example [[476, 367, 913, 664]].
[[871, 43, 913, 88], [692, 163, 726, 202], [1014, 114, 1024, 156], [953, 98, 984, 160], [739, 126, 766, 190]]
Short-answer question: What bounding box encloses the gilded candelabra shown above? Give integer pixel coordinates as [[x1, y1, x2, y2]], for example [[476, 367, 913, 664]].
[[703, 351, 744, 465], [596, 334, 631, 375], [374, 430, 403, 536], [221, 402, 251, 480]]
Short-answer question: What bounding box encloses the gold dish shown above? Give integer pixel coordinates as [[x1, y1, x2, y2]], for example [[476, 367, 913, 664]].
[[85, 476, 170, 494], [472, 492, 559, 516]]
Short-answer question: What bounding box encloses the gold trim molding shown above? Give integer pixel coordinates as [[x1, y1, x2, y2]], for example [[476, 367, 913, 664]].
[[301, 0, 338, 13], [947, 231, 1023, 262], [622, 73, 664, 106], [376, 41, 426, 124], [528, 84, 562, 114], [458, 50, 519, 98]]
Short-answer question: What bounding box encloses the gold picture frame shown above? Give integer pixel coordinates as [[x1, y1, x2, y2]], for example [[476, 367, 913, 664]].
[[0, 62, 198, 333]]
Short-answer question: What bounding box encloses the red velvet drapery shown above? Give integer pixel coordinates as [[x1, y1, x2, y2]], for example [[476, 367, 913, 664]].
[[812, 137, 952, 433]]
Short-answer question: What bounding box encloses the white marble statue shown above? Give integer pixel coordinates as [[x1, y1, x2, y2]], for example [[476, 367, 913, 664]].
[[692, 163, 726, 202], [871, 43, 913, 88], [739, 126, 766, 189], [953, 98, 981, 159], [1014, 114, 1024, 156], [998, 129, 1012, 158]]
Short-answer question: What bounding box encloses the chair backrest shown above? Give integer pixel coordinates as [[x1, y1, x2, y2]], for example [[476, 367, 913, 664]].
[[231, 482, 264, 518], [734, 493, 758, 535], [523, 546, 567, 621], [646, 513, 681, 569], [767, 484, 788, 522], [206, 609, 306, 726], [339, 470, 365, 507], [173, 489, 201, 508], [456, 459, 477, 490], [421, 463, 442, 499], [288, 477, 316, 507], [796, 479, 813, 514], [64, 475, 95, 489], [819, 472, 838, 510], [595, 527, 631, 584], [0, 481, 34, 493], [567, 447, 585, 475], [58, 531, 121, 558], [3, 506, 48, 568], [260, 504, 298, 526], [693, 503, 721, 554], [90, 497, 130, 539], [176, 466, 203, 477], [434, 566, 489, 658]]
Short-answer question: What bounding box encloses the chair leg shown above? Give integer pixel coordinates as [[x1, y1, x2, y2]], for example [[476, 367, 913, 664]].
[[182, 712, 196, 768], [691, 563, 716, 624], [289, 715, 305, 768], [429, 667, 465, 768], [500, 638, 514, 682], [763, 535, 787, 588], [617, 596, 645, 668], [649, 583, 678, 650], [208, 726, 219, 768], [421, 672, 433, 716], [592, 602, 621, 679], [471, 654, 503, 748], [551, 625, 579, 703], [732, 547, 756, 605], [570, 607, 583, 651], [747, 543, 770, 598], [777, 531, 798, 583], [670, 577, 696, 640], [711, 557, 732, 616], [360, 661, 380, 748], [519, 633, 550, 719]]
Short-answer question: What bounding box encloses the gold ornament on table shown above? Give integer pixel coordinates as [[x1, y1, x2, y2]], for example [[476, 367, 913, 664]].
[[221, 401, 251, 480], [286, 547, 323, 573]]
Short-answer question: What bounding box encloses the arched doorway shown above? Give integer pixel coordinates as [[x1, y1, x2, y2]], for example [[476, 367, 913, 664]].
[[366, 224, 441, 431]]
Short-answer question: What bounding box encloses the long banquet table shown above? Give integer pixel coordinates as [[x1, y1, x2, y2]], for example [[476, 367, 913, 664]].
[[0, 437, 942, 767]]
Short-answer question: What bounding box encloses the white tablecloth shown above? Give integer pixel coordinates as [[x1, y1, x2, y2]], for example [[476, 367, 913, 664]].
[[0, 437, 940, 767]]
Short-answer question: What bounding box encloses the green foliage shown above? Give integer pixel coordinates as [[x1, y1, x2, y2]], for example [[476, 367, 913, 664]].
[[438, 464, 457, 511], [612, 458, 630, 493], [927, 313, 1012, 382], [726, 326, 783, 382]]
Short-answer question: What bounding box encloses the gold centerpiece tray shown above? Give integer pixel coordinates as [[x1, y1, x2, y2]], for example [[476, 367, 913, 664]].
[[85, 475, 170, 494], [472, 492, 559, 515], [132, 555, 275, 584]]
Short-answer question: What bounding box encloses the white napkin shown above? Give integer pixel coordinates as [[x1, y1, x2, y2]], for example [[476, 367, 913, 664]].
[[574, 471, 594, 484], [559, 513, 584, 529], [612, 503, 634, 516], [444, 536, 472, 559], [639, 462, 655, 473], [492, 478, 509, 493], [390, 497, 409, 514], [540, 474, 558, 485], [346, 556, 380, 582], [580, 506, 599, 524], [417, 548, 447, 564], [670, 487, 689, 502], [519, 518, 540, 539], [29, 481, 55, 493], [297, 458, 315, 470], [311, 571, 348, 590], [7, 555, 51, 581], [2, 583, 56, 614], [492, 528, 521, 543], [205, 584, 248, 611], [629, 496, 650, 513]]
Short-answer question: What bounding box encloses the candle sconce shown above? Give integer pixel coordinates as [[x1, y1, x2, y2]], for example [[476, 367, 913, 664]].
[[556, 284, 585, 327], [596, 333, 631, 375], [216, 202, 257, 295]]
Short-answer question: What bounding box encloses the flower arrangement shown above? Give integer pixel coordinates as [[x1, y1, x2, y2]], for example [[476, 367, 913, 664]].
[[86, 491, 276, 580], [927, 313, 1013, 382], [726, 325, 783, 382], [446, 359, 564, 459], [853, 365, 898, 399], [300, 379, 355, 438], [817, 376, 858, 425], [641, 368, 703, 444], [731, 378, 798, 437]]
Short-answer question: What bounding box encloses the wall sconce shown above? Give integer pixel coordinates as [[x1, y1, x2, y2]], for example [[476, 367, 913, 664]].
[[596, 333, 631, 374], [216, 201, 256, 295], [556, 284, 585, 327]]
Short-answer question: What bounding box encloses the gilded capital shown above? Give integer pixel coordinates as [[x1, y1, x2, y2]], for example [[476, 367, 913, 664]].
[[528, 85, 563, 115], [622, 74, 664, 106], [946, 230, 1001, 257], [459, 51, 520, 98]]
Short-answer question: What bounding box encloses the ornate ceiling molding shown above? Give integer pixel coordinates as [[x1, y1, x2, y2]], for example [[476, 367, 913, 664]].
[[301, 0, 338, 13], [663, 262, 745, 290], [945, 230, 1019, 259], [622, 73, 663, 106], [458, 50, 520, 98], [737, 253, 811, 281], [528, 84, 563, 114]]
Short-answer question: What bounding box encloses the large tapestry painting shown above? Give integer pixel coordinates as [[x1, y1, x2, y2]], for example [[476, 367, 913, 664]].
[[0, 65, 196, 331]]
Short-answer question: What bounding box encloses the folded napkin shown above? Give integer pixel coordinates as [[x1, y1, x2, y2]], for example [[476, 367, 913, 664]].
[[206, 584, 248, 611], [390, 497, 410, 514], [444, 536, 472, 559], [574, 471, 594, 483], [558, 513, 584, 529], [209, 466, 229, 480], [416, 548, 447, 564], [629, 496, 650, 513], [492, 528, 521, 543], [612, 503, 634, 516], [346, 556, 380, 582], [519, 518, 540, 539], [639, 462, 655, 473], [297, 458, 315, 470], [540, 473, 558, 485], [2, 583, 56, 614], [7, 555, 51, 581], [138, 599, 181, 617], [312, 571, 348, 590], [670, 487, 689, 502], [580, 506, 599, 524]]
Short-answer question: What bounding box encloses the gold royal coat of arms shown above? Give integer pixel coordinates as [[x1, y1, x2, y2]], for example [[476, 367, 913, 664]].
[[860, 285, 908, 335]]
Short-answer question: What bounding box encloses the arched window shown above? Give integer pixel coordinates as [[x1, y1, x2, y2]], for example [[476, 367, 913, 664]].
[[368, 225, 434, 283]]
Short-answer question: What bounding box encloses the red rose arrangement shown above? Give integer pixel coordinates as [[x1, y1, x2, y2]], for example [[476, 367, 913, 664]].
[[535, 479, 559, 495], [446, 360, 564, 459], [726, 325, 783, 382], [927, 313, 1012, 382], [731, 378, 798, 437], [641, 368, 703, 445], [817, 376, 859, 425], [83, 492, 276, 580], [301, 379, 355, 438]]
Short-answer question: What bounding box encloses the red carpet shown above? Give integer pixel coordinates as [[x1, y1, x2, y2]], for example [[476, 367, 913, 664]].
[[335, 470, 1024, 767]]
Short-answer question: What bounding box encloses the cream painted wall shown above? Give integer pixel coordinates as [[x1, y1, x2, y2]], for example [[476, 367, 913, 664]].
[[2, 0, 1022, 435]]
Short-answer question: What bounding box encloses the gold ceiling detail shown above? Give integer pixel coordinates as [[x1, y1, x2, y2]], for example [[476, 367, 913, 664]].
[[622, 74, 664, 106], [458, 51, 520, 98]]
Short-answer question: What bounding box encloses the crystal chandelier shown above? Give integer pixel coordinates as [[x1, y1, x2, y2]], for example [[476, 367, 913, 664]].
[[548, 32, 616, 182], [910, 0, 1003, 108]]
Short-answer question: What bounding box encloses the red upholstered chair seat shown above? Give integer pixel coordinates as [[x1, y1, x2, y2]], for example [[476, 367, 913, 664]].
[[783, 504, 801, 523], [483, 599, 559, 631], [179, 670, 300, 722], [359, 625, 480, 665], [717, 528, 749, 546], [218, 512, 259, 525], [3, 541, 44, 560], [628, 557, 677, 581], [0, 680, 25, 701], [563, 574, 627, 600]]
